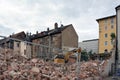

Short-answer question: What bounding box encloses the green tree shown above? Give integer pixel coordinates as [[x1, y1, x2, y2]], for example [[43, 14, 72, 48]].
[[81, 49, 89, 61], [110, 33, 116, 47], [110, 33, 115, 41], [88, 50, 93, 60]]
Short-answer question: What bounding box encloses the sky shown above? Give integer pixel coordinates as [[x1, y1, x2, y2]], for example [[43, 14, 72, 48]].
[[0, 0, 120, 42]]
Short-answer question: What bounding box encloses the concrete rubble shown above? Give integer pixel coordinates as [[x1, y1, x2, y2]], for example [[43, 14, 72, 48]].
[[0, 51, 109, 80]]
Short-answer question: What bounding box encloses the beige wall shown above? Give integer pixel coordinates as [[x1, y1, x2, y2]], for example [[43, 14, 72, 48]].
[[26, 44, 32, 58], [14, 41, 20, 54], [52, 34, 62, 48], [13, 41, 32, 58], [61, 25, 78, 49], [32, 39, 40, 57], [20, 42, 31, 58], [52, 34, 62, 54], [98, 16, 116, 53], [20, 42, 26, 57]]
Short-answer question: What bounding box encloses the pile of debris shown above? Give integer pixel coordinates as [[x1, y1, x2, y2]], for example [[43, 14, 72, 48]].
[[69, 60, 109, 80], [79, 61, 100, 79], [0, 48, 109, 80]]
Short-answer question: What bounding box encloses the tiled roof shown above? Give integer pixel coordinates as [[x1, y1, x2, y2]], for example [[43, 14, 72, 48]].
[[31, 24, 72, 40]]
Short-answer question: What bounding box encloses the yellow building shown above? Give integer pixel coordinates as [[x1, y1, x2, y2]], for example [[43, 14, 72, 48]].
[[96, 15, 116, 53]]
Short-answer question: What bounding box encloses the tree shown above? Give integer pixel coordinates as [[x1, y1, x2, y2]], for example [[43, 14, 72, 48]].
[[81, 49, 89, 61], [88, 50, 93, 60], [110, 33, 115, 41], [110, 33, 116, 47]]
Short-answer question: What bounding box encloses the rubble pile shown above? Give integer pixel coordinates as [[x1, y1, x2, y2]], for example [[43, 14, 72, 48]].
[[79, 61, 100, 79], [0, 51, 108, 80], [0, 52, 74, 80]]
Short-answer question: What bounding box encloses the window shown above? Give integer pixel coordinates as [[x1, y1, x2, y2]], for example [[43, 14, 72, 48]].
[[17, 43, 20, 47], [24, 50, 26, 55], [111, 18, 114, 24], [104, 33, 108, 38], [104, 41, 108, 46], [111, 25, 114, 29], [105, 26, 107, 30]]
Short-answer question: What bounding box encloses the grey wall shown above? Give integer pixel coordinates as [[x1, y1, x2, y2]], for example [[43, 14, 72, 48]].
[[79, 39, 99, 53], [116, 6, 120, 62]]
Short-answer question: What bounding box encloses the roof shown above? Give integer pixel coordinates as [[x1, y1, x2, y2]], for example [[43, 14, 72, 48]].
[[96, 15, 116, 22], [116, 5, 120, 10], [0, 31, 27, 44], [10, 31, 26, 40], [0, 31, 30, 44], [83, 39, 99, 42], [31, 24, 72, 40], [0, 38, 9, 44]]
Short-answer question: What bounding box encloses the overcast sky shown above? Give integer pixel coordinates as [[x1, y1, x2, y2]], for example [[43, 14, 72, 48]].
[[0, 0, 120, 42]]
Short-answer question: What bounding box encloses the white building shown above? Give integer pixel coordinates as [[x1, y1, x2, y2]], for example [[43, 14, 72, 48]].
[[79, 39, 99, 53]]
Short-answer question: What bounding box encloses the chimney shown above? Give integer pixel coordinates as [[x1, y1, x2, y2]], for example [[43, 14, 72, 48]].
[[36, 31, 38, 34], [9, 35, 12, 37], [30, 32, 31, 36], [26, 32, 29, 36], [54, 23, 58, 29], [47, 27, 49, 31], [61, 24, 63, 27]]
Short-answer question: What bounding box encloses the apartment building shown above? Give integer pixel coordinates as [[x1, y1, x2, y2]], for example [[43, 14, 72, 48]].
[[31, 23, 78, 58], [96, 15, 116, 53]]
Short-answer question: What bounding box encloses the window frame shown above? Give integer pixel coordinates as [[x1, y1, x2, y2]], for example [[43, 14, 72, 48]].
[[104, 41, 108, 46], [111, 25, 114, 29], [104, 33, 108, 38]]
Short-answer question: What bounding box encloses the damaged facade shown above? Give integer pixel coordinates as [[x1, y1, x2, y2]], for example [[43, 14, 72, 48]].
[[0, 23, 78, 59], [0, 31, 32, 58], [31, 23, 78, 58]]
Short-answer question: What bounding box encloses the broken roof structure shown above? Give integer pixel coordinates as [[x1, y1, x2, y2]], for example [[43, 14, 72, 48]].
[[10, 31, 26, 40]]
